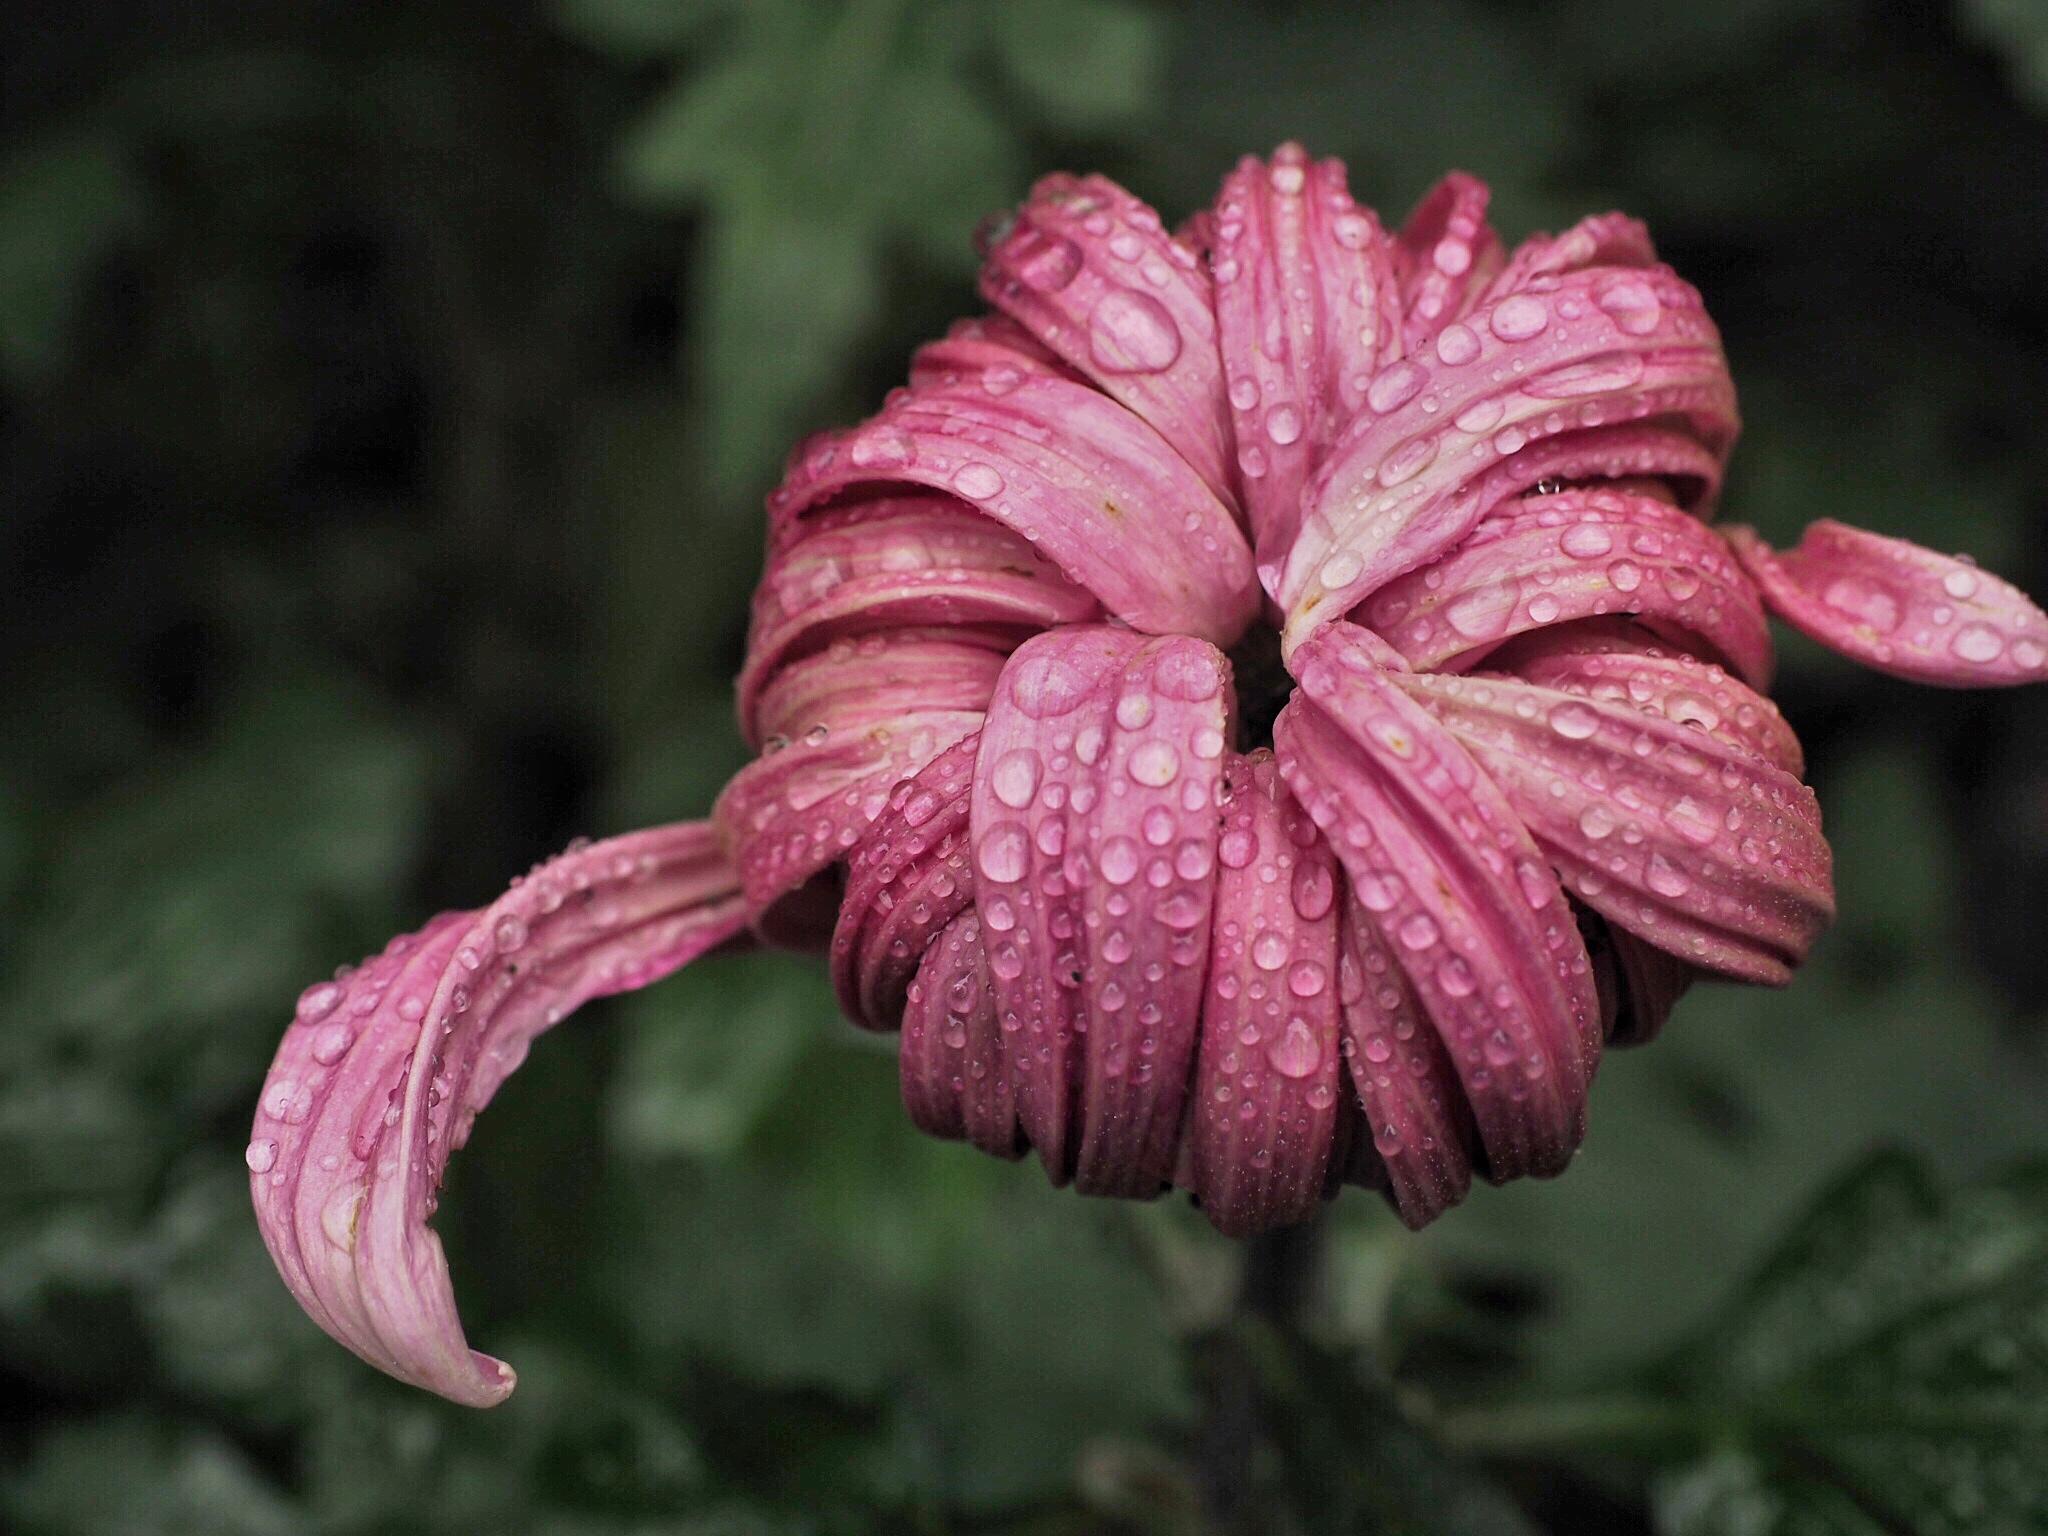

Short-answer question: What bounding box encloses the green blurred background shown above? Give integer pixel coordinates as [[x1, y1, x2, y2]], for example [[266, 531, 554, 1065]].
[[6, 2, 2048, 1532]]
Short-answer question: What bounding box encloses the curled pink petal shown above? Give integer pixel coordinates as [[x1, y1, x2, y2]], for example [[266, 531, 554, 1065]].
[[1188, 752, 1346, 1236], [1364, 489, 1771, 684], [1277, 623, 1599, 1180], [1497, 619, 1802, 776], [1484, 212, 1656, 300], [979, 173, 1234, 504], [1394, 172, 1504, 353], [901, 909, 1022, 1159], [718, 632, 995, 938], [1395, 667, 1833, 981], [970, 627, 1233, 1192], [1726, 519, 2048, 686], [1279, 263, 1739, 655], [250, 822, 747, 1406], [1602, 922, 1695, 1048], [1209, 143, 1403, 571], [831, 733, 978, 1031], [739, 496, 1097, 739], [1335, 888, 1476, 1225], [908, 312, 1079, 393], [772, 376, 1257, 647]]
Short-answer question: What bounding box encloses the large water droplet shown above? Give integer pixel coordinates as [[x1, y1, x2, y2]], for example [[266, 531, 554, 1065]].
[[976, 822, 1030, 883], [1089, 288, 1183, 374], [1267, 1019, 1320, 1078], [244, 1138, 279, 1174], [952, 462, 1005, 501], [1489, 295, 1549, 341], [990, 748, 1042, 808]]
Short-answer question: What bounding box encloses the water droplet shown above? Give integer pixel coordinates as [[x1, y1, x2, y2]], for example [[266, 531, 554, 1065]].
[[1014, 230, 1082, 292], [297, 982, 343, 1024], [1445, 583, 1516, 640], [493, 914, 529, 952], [1219, 828, 1258, 869], [1252, 930, 1289, 970], [1115, 692, 1154, 729], [1288, 960, 1327, 997], [1367, 361, 1428, 413], [1009, 652, 1090, 717], [1645, 854, 1692, 898], [1089, 288, 1183, 374], [1319, 550, 1364, 590], [1100, 836, 1141, 884], [1265, 403, 1303, 445], [311, 1023, 355, 1065], [1267, 1019, 1320, 1078], [1489, 295, 1548, 341], [952, 462, 1004, 501], [1952, 622, 2004, 664], [976, 822, 1030, 883], [1128, 740, 1181, 787], [1548, 702, 1600, 739], [1821, 575, 1901, 633], [1561, 524, 1614, 559], [1595, 276, 1661, 335], [990, 748, 1042, 808], [848, 427, 916, 470], [245, 1138, 278, 1173], [1397, 912, 1440, 950], [1434, 323, 1480, 366]]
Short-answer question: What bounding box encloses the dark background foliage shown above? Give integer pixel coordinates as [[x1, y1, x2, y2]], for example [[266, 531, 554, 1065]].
[[5, 1, 2048, 1531]]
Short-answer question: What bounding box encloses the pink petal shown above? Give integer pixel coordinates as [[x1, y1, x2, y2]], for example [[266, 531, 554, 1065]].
[[1275, 624, 1599, 1180], [1483, 212, 1657, 301], [830, 732, 978, 1031], [717, 632, 995, 940], [739, 496, 1097, 740], [1726, 520, 2048, 686], [770, 376, 1258, 648], [1496, 619, 1803, 776], [1208, 143, 1403, 573], [250, 822, 747, 1406], [900, 909, 1023, 1159], [978, 173, 1236, 505], [1361, 488, 1772, 685], [908, 313, 1079, 393], [1278, 264, 1739, 655], [1187, 752, 1346, 1236], [1335, 887, 1476, 1225], [970, 627, 1233, 1192], [1393, 172, 1504, 354], [1394, 668, 1834, 982]]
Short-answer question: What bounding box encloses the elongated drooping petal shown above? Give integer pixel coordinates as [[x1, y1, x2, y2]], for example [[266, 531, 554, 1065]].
[[1276, 623, 1598, 1180], [1396, 668, 1833, 981], [249, 823, 747, 1406], [979, 173, 1235, 506], [1726, 520, 2048, 686], [971, 627, 1233, 1191], [1188, 752, 1346, 1235], [1209, 143, 1403, 572]]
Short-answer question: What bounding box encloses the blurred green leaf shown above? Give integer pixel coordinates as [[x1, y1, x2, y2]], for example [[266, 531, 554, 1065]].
[[1963, 0, 2048, 110], [0, 1415, 297, 1536], [992, 0, 1163, 131], [558, 0, 741, 58], [0, 131, 149, 381], [1651, 1152, 2048, 1534], [610, 950, 833, 1158]]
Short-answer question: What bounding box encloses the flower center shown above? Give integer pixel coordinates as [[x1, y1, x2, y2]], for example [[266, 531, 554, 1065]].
[[1226, 622, 1291, 751]]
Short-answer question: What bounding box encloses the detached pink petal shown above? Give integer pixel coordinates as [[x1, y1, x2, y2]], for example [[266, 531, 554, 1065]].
[[970, 627, 1233, 1192], [1363, 489, 1772, 684], [772, 375, 1257, 647], [978, 173, 1235, 503], [1277, 623, 1599, 1181], [1726, 519, 2048, 686], [1208, 143, 1403, 571], [1396, 668, 1833, 981], [249, 822, 747, 1406], [1187, 752, 1346, 1236], [1279, 263, 1739, 655]]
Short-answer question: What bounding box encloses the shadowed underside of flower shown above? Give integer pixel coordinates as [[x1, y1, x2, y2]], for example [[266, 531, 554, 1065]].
[[250, 143, 2048, 1405]]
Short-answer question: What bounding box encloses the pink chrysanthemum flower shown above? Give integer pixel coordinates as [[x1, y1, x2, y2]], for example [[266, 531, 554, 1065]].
[[250, 145, 2048, 1406]]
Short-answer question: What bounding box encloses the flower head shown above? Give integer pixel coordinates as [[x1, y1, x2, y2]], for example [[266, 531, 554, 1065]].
[[251, 144, 2048, 1404]]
